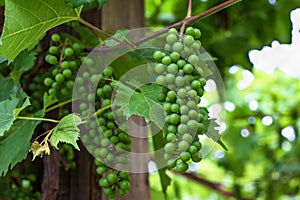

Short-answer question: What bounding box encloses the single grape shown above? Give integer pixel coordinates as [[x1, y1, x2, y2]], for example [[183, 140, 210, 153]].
[[175, 76, 185, 87], [165, 73, 175, 84], [96, 166, 108, 175], [156, 75, 167, 85], [167, 125, 177, 133], [170, 52, 180, 62], [46, 55, 58, 65], [166, 133, 176, 142], [166, 33, 177, 44], [103, 66, 113, 77], [167, 63, 178, 74], [153, 50, 163, 61], [191, 152, 202, 162], [49, 46, 59, 54], [176, 161, 188, 172], [169, 113, 180, 125], [44, 77, 53, 86], [118, 170, 130, 180], [63, 69, 72, 78], [61, 61, 69, 69], [194, 28, 201, 39], [64, 47, 74, 57], [55, 74, 64, 83], [192, 141, 202, 150], [183, 63, 193, 74], [171, 103, 179, 113], [177, 124, 188, 135], [180, 151, 191, 162], [178, 140, 189, 151], [162, 56, 172, 65], [183, 35, 194, 46], [99, 178, 110, 187], [188, 145, 198, 154], [172, 42, 184, 52], [168, 28, 177, 34], [51, 34, 60, 42], [185, 27, 195, 36], [182, 133, 193, 143], [188, 55, 199, 66], [107, 172, 118, 184], [154, 63, 166, 74], [118, 180, 130, 190], [72, 43, 82, 53], [164, 142, 176, 153]]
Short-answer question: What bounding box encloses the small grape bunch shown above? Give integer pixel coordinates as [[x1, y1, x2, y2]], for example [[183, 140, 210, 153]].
[[95, 159, 131, 199], [44, 33, 84, 100], [153, 27, 209, 172]]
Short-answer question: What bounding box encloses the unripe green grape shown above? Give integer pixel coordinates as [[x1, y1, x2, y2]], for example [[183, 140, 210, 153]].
[[55, 74, 64, 83], [107, 172, 118, 184], [90, 74, 99, 85], [166, 33, 177, 44], [191, 152, 202, 162], [183, 63, 193, 74], [103, 66, 113, 77], [44, 77, 53, 86], [87, 93, 95, 102], [182, 133, 193, 143], [64, 47, 74, 57], [184, 46, 194, 56], [107, 121, 115, 129], [154, 63, 166, 74], [172, 42, 184, 52], [166, 133, 176, 142], [49, 46, 59, 54], [167, 125, 177, 133], [167, 63, 178, 74], [72, 43, 82, 53], [165, 73, 175, 84], [169, 113, 180, 125], [178, 124, 188, 135], [164, 44, 172, 51], [106, 153, 115, 162], [180, 115, 189, 124], [187, 90, 197, 99], [118, 180, 130, 190], [60, 61, 69, 69], [197, 88, 204, 96], [188, 145, 198, 154], [102, 99, 111, 107], [198, 123, 205, 134], [192, 42, 201, 51], [101, 138, 110, 147], [170, 52, 180, 62], [63, 69, 72, 78], [119, 189, 128, 196], [153, 50, 163, 61], [156, 75, 167, 85], [185, 27, 195, 36], [178, 140, 189, 151], [157, 92, 166, 102], [96, 88, 104, 98], [176, 161, 188, 172], [177, 88, 187, 99], [167, 159, 176, 169], [46, 55, 58, 65], [184, 74, 194, 83], [199, 77, 206, 86], [194, 28, 201, 39], [183, 35, 194, 46], [162, 56, 172, 65], [168, 28, 178, 34], [61, 88, 68, 95], [192, 141, 202, 150], [164, 142, 176, 153], [96, 166, 108, 175], [187, 119, 198, 130], [180, 151, 191, 162], [99, 178, 110, 187], [177, 59, 186, 68], [51, 34, 60, 42], [110, 135, 119, 144], [188, 55, 199, 66], [171, 103, 179, 113], [175, 76, 185, 87], [99, 148, 109, 157], [103, 85, 112, 96], [191, 80, 201, 90], [187, 100, 196, 109], [66, 80, 74, 89], [118, 170, 130, 180], [70, 61, 77, 69]]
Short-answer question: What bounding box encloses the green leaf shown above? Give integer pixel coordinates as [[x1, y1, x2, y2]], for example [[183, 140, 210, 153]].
[[0, 0, 4, 6], [43, 93, 58, 111], [0, 111, 42, 176], [0, 75, 27, 101], [152, 128, 171, 198], [105, 29, 129, 47], [97, 0, 109, 7], [204, 118, 228, 151], [66, 0, 108, 9], [50, 114, 83, 150], [0, 96, 30, 137], [0, 0, 80, 60], [114, 80, 164, 127]]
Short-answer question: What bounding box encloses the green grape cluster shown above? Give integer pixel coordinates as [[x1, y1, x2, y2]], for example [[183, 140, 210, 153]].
[[75, 63, 132, 198], [153, 27, 209, 172], [59, 144, 76, 169], [1, 169, 41, 200], [44, 33, 84, 100], [95, 159, 131, 199]]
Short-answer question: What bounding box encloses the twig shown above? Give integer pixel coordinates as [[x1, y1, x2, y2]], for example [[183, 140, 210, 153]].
[[180, 0, 193, 37], [77, 18, 135, 50], [172, 171, 254, 200]]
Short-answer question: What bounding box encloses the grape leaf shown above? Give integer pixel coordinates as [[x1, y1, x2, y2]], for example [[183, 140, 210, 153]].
[[50, 114, 83, 150], [114, 80, 164, 127], [43, 93, 58, 111], [204, 118, 228, 151], [0, 96, 30, 137], [9, 50, 36, 81], [0, 75, 27, 101], [65, 0, 108, 9], [0, 111, 42, 176], [0, 0, 80, 61]]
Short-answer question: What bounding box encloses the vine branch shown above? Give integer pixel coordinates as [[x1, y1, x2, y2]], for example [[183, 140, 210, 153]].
[[172, 171, 254, 200]]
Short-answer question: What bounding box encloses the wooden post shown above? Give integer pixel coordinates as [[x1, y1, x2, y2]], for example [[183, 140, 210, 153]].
[[101, 1, 151, 200]]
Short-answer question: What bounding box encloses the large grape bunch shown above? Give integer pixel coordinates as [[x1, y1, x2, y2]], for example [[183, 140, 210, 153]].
[[153, 27, 209, 172], [74, 62, 132, 199]]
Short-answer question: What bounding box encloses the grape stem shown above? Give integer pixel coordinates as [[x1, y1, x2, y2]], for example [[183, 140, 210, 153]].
[[16, 116, 60, 123], [83, 104, 112, 120], [77, 17, 135, 50], [179, 0, 193, 37], [45, 98, 75, 113]]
